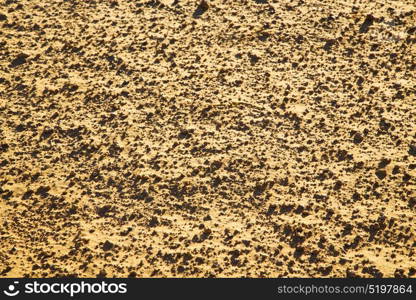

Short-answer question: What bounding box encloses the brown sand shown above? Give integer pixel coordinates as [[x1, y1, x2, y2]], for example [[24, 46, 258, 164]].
[[0, 0, 415, 278]]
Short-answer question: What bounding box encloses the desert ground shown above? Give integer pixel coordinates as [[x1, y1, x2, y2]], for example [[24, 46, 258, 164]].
[[0, 0, 415, 277]]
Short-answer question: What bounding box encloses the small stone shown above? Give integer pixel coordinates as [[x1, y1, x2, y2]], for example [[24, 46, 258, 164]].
[[192, 0, 208, 18], [378, 158, 391, 169], [97, 205, 112, 217], [266, 204, 276, 216], [359, 14, 375, 33], [375, 170, 387, 180], [0, 266, 12, 275], [149, 216, 159, 227], [248, 53, 260, 65], [9, 53, 29, 68], [403, 173, 411, 182], [102, 241, 114, 251], [409, 198, 416, 209], [408, 144, 416, 156], [0, 143, 9, 152], [40, 129, 54, 140], [323, 39, 336, 52], [35, 186, 50, 198], [352, 192, 361, 201], [353, 132, 363, 144], [15, 124, 25, 132], [178, 129, 193, 139]]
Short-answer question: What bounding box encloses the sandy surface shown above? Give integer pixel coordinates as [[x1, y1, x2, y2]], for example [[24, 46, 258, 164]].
[[0, 0, 415, 277]]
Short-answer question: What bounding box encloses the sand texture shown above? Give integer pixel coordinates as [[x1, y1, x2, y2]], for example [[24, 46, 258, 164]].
[[0, 0, 415, 277]]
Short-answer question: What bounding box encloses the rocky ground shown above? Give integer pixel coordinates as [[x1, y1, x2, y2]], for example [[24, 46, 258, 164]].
[[0, 0, 415, 277]]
